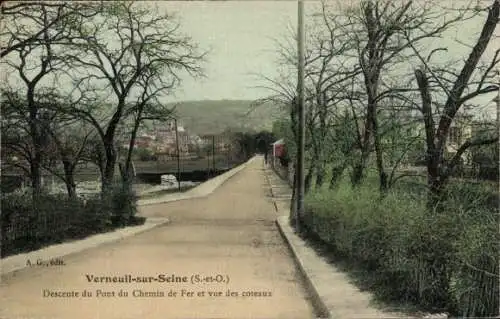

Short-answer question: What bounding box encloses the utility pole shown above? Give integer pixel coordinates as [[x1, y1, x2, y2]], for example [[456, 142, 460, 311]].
[[227, 142, 231, 169], [174, 118, 181, 192], [295, 0, 306, 232], [207, 137, 211, 179], [498, 68, 500, 318], [212, 135, 216, 173], [496, 69, 499, 131], [495, 68, 500, 319]]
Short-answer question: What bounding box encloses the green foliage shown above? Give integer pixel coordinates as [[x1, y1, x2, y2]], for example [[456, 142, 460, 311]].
[[470, 143, 499, 180], [254, 130, 276, 153], [303, 176, 498, 317], [133, 147, 156, 161], [1, 186, 142, 258], [107, 183, 139, 226], [272, 118, 296, 158], [227, 130, 275, 159]]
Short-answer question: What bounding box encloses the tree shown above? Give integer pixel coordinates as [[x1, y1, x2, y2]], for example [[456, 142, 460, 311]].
[[413, 0, 499, 207], [0, 90, 93, 199], [40, 101, 95, 199], [408, 0, 500, 307], [60, 1, 206, 194], [0, 91, 36, 180], [0, 2, 102, 58], [333, 0, 478, 192], [254, 130, 276, 153], [118, 77, 179, 189], [1, 3, 102, 200]]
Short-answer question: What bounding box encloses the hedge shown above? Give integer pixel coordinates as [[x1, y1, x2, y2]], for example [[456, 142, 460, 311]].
[[303, 179, 499, 317], [1, 184, 145, 258]]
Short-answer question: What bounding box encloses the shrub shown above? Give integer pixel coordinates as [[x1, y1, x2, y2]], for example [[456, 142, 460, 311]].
[[303, 176, 498, 317], [1, 183, 143, 258], [106, 183, 138, 226], [448, 201, 499, 317]]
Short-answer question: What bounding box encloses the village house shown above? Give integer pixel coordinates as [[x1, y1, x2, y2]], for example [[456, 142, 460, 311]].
[[121, 133, 156, 150]]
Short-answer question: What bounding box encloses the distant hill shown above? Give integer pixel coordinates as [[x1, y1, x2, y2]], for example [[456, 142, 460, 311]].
[[168, 100, 286, 135]]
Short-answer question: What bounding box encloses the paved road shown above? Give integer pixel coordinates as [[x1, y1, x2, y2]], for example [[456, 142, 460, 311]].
[[0, 157, 315, 319]]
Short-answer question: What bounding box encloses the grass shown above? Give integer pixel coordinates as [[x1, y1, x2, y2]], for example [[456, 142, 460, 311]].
[[299, 164, 499, 317], [1, 186, 143, 258]]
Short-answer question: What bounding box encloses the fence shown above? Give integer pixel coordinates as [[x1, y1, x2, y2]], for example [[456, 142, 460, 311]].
[[269, 149, 294, 187], [1, 193, 90, 258], [0, 185, 141, 258], [133, 133, 247, 184]]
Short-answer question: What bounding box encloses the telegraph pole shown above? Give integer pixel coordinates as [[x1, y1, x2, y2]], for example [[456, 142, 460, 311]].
[[174, 118, 181, 192], [497, 68, 500, 319], [496, 69, 499, 131], [494, 68, 500, 318], [212, 135, 216, 173], [296, 0, 305, 232]]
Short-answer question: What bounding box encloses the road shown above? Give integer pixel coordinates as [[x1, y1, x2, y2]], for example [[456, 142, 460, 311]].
[[0, 157, 315, 319]]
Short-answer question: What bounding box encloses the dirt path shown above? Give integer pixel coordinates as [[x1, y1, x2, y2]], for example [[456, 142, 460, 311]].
[[0, 157, 315, 319]]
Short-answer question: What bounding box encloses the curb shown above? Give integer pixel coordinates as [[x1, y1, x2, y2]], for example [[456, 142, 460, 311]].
[[275, 214, 438, 319], [262, 164, 278, 211], [137, 156, 256, 206], [0, 218, 170, 277], [263, 166, 330, 318], [276, 216, 331, 319], [268, 168, 424, 319], [1, 157, 253, 277]]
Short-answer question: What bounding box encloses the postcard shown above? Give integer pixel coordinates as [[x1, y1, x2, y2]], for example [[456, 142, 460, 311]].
[[1, 1, 498, 318]]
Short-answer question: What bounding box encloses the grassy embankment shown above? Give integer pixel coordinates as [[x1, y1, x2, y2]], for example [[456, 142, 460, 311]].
[[294, 164, 498, 317]]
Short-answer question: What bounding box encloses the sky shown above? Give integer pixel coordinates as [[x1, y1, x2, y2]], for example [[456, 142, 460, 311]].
[[157, 0, 498, 119], [2, 1, 498, 118], [157, 1, 297, 102]]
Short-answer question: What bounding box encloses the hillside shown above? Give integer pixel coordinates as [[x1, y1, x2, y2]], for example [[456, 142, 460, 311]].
[[168, 100, 286, 135]]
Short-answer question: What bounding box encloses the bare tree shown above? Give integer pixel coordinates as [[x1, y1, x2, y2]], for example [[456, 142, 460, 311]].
[[337, 0, 478, 191], [60, 1, 206, 194], [1, 90, 35, 180], [1, 2, 102, 200], [40, 106, 95, 199], [119, 74, 178, 188], [1, 89, 95, 199], [402, 0, 500, 308], [412, 0, 499, 207], [258, 5, 360, 194], [0, 2, 102, 58]]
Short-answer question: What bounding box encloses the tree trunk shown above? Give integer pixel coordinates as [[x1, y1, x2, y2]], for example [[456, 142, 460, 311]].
[[374, 144, 388, 192], [30, 159, 42, 201], [305, 167, 313, 194], [371, 100, 388, 192], [329, 163, 347, 189], [62, 162, 77, 199], [315, 162, 326, 188], [415, 57, 453, 312], [351, 111, 372, 187], [122, 119, 140, 189], [351, 160, 365, 186], [28, 88, 43, 202], [102, 138, 117, 195], [315, 91, 327, 190], [306, 151, 318, 194], [427, 172, 450, 211], [289, 163, 298, 226], [119, 162, 134, 193]]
